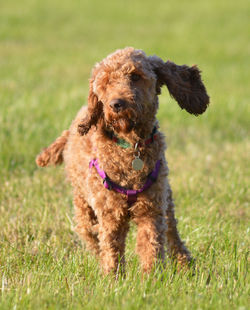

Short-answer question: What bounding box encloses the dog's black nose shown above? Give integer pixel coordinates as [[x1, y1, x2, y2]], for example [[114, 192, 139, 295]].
[[110, 99, 126, 113]]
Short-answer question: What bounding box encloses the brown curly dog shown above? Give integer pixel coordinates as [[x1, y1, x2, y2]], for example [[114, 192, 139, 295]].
[[36, 47, 209, 275]]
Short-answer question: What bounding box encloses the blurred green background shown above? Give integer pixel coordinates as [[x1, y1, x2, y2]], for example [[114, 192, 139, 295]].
[[0, 0, 249, 309]]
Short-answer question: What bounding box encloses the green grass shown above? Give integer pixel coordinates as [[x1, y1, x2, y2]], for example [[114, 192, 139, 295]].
[[0, 0, 249, 309]]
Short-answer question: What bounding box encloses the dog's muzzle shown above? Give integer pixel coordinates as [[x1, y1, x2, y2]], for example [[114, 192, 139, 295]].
[[109, 99, 127, 113]]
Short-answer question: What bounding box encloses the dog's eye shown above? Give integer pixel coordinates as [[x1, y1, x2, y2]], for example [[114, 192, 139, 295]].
[[130, 73, 141, 82]]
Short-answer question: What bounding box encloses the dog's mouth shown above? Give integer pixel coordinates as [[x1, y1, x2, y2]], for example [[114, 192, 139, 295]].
[[105, 107, 137, 133], [109, 118, 135, 133]]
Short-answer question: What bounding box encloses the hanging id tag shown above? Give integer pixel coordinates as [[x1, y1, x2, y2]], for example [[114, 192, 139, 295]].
[[132, 143, 144, 171], [132, 156, 144, 171]]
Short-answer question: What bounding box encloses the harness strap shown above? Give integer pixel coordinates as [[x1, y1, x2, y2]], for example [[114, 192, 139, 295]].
[[89, 159, 161, 206]]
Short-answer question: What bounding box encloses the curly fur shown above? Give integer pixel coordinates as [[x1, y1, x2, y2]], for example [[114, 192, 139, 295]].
[[36, 47, 209, 275]]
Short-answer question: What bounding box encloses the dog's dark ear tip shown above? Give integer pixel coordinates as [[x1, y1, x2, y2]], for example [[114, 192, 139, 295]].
[[183, 94, 210, 116], [193, 100, 210, 116]]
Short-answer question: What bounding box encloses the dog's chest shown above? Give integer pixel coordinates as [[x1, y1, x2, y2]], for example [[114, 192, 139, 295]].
[[96, 142, 160, 190]]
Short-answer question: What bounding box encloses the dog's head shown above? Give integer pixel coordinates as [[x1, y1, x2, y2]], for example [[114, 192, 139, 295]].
[[78, 47, 209, 135]]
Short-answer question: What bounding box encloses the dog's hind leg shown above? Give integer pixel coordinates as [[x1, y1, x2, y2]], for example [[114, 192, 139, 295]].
[[166, 189, 193, 268], [74, 195, 100, 256]]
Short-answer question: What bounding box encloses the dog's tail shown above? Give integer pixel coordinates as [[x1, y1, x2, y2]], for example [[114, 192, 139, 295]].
[[36, 130, 70, 167]]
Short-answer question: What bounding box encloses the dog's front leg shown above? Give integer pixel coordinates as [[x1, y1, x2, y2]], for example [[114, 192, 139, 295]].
[[133, 208, 166, 273], [98, 207, 130, 275], [74, 194, 100, 256]]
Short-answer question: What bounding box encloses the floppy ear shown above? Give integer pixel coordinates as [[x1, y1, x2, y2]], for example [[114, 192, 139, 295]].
[[149, 56, 209, 115], [78, 75, 103, 135]]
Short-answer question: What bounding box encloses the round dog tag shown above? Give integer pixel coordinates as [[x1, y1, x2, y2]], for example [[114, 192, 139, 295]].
[[132, 157, 144, 171]]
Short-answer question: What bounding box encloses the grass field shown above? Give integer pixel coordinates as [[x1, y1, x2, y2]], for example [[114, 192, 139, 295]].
[[0, 0, 249, 309]]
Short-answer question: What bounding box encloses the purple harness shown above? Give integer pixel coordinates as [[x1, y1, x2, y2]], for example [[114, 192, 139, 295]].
[[89, 159, 161, 206]]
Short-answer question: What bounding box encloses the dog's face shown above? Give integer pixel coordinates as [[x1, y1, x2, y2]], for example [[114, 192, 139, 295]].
[[78, 47, 209, 136], [91, 48, 159, 133]]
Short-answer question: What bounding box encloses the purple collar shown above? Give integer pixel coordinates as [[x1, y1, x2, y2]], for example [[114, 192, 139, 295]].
[[89, 159, 161, 206]]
